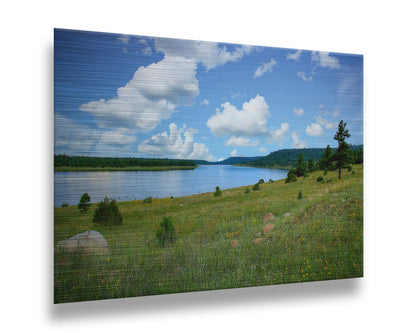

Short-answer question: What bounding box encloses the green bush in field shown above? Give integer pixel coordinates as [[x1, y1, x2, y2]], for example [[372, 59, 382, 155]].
[[244, 188, 250, 194], [253, 183, 260, 191], [78, 193, 91, 213], [93, 196, 123, 226], [214, 186, 222, 197], [156, 217, 176, 246], [317, 176, 324, 182], [285, 169, 297, 183], [61, 202, 68, 207], [268, 178, 274, 183], [298, 190, 303, 200], [143, 196, 152, 204], [258, 179, 265, 184]]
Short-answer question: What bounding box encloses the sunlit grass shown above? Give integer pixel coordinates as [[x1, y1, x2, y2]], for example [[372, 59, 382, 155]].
[[54, 165, 363, 303]]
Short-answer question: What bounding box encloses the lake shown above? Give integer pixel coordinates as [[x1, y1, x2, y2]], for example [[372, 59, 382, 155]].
[[54, 165, 288, 207]]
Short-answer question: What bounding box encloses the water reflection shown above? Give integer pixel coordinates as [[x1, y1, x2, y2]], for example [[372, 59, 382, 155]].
[[54, 165, 288, 207]]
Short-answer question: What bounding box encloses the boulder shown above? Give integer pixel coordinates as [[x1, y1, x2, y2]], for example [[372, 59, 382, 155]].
[[262, 223, 275, 234], [56, 230, 109, 255], [262, 213, 275, 223]]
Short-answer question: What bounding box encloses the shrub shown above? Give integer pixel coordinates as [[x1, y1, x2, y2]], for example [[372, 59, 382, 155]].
[[316, 176, 324, 182], [78, 193, 91, 213], [253, 183, 260, 191], [285, 169, 297, 183], [214, 186, 222, 197], [258, 179, 265, 184], [346, 165, 352, 172], [244, 188, 250, 194], [143, 196, 152, 204], [324, 169, 328, 176], [156, 217, 176, 246], [93, 196, 123, 226], [61, 202, 68, 208], [268, 178, 274, 183], [298, 190, 303, 200]]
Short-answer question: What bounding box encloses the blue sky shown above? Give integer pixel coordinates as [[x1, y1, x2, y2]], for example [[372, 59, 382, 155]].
[[54, 28, 363, 161]]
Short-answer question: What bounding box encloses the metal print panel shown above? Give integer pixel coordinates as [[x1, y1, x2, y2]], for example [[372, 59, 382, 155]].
[[54, 28, 363, 303]]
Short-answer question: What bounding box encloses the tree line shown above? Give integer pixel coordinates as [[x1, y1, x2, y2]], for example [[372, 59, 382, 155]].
[[54, 155, 197, 168]]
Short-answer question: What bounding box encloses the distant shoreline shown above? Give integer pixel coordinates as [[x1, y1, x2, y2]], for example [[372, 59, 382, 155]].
[[54, 165, 197, 172]]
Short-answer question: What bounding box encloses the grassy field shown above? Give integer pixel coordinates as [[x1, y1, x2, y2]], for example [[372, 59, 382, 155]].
[[54, 165, 363, 303], [54, 165, 197, 172]]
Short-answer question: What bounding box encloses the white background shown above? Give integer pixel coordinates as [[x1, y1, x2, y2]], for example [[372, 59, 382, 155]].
[[2, 0, 416, 332]]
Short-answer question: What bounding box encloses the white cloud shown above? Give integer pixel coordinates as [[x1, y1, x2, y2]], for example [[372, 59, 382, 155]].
[[231, 149, 237, 157], [259, 147, 267, 153], [286, 50, 302, 61], [324, 109, 340, 117], [253, 58, 277, 78], [311, 51, 340, 69], [80, 56, 199, 131], [226, 136, 258, 147], [200, 99, 210, 106], [54, 114, 137, 156], [117, 35, 130, 44], [293, 107, 304, 116], [319, 104, 325, 109], [292, 131, 307, 148], [315, 115, 338, 130], [297, 71, 313, 81], [206, 95, 270, 137], [268, 123, 290, 144], [154, 37, 253, 70], [305, 123, 324, 136], [138, 123, 214, 161]]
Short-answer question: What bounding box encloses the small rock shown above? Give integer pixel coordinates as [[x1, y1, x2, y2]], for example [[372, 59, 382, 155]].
[[263, 213, 275, 222], [252, 238, 266, 244], [262, 223, 275, 234], [230, 240, 238, 248], [283, 212, 290, 217]]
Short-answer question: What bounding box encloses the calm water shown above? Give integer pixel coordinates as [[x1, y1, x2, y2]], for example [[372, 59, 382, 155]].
[[54, 165, 288, 207]]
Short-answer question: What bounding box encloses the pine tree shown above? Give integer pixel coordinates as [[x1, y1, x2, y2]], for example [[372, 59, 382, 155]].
[[320, 145, 333, 171], [332, 120, 351, 180], [295, 153, 307, 177]]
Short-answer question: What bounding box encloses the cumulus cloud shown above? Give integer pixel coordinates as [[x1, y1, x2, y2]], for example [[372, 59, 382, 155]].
[[253, 58, 277, 78], [268, 123, 290, 144], [154, 37, 254, 70], [80, 56, 199, 131], [293, 107, 304, 116], [315, 115, 338, 130], [226, 136, 258, 147], [311, 51, 340, 69], [297, 71, 313, 81], [206, 95, 270, 137], [306, 123, 324, 136], [138, 123, 214, 161], [259, 147, 267, 153], [286, 50, 302, 61], [54, 114, 137, 156], [117, 35, 130, 44], [200, 99, 210, 106], [292, 131, 307, 148], [231, 149, 237, 157]]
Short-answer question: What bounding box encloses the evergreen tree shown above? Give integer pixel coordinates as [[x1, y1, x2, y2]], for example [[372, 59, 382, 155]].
[[295, 153, 307, 177], [320, 145, 333, 171], [307, 158, 315, 173], [332, 120, 351, 180]]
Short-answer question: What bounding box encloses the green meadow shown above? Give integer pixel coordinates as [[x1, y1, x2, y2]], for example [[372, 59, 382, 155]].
[[54, 165, 363, 303]]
